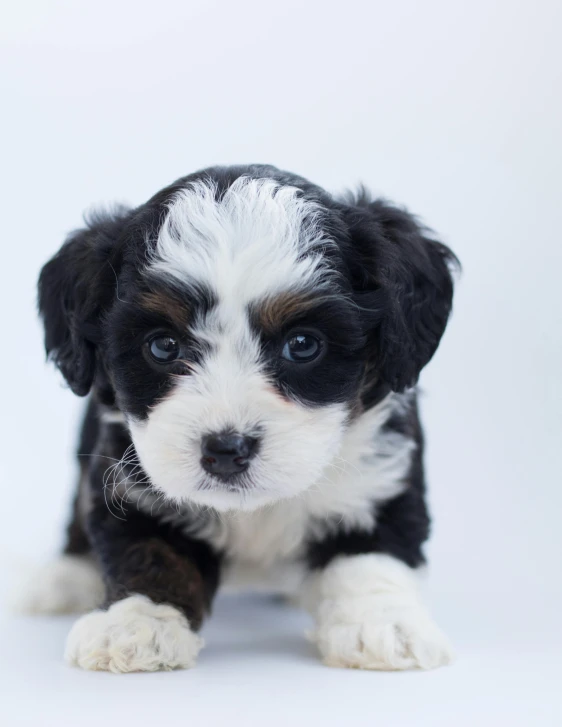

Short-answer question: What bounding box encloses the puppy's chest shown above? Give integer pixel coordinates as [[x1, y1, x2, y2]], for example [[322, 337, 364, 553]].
[[216, 505, 311, 593], [134, 490, 314, 575], [219, 503, 310, 564], [128, 485, 310, 564]]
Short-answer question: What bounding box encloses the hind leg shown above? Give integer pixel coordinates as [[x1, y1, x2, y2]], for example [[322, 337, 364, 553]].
[[15, 474, 105, 615], [16, 554, 104, 615], [16, 399, 107, 615]]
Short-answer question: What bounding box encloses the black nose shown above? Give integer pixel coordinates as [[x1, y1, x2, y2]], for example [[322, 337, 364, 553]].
[[200, 433, 258, 478]]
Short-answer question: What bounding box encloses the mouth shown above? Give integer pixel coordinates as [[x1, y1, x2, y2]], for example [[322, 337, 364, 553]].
[[197, 472, 251, 492], [192, 469, 280, 507], [189, 476, 274, 512]]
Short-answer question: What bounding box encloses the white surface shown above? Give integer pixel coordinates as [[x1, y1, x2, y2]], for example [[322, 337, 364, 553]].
[[1, 0, 561, 724], [2, 592, 561, 726]]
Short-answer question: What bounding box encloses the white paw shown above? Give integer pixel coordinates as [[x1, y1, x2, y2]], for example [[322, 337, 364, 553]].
[[14, 555, 105, 615], [311, 596, 454, 670], [305, 554, 454, 671], [65, 595, 203, 673]]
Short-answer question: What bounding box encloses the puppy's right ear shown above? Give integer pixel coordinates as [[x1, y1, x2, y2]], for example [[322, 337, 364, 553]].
[[38, 208, 130, 396]]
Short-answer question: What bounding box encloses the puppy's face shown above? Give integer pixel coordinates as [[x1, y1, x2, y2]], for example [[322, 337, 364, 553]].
[[107, 179, 365, 510], [39, 165, 456, 512]]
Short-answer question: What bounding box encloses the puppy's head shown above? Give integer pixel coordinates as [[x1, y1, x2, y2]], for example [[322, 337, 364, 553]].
[[39, 165, 457, 511]]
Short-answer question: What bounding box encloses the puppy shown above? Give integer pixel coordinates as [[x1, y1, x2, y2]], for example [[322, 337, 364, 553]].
[[25, 164, 457, 673]]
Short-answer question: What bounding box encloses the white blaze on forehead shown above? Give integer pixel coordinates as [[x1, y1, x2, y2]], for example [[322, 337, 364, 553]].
[[148, 176, 336, 308]]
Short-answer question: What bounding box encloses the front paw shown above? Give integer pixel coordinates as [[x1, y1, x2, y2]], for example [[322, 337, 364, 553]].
[[311, 597, 453, 671], [65, 595, 203, 673]]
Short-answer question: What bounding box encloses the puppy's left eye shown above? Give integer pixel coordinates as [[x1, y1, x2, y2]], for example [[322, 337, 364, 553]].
[[148, 335, 180, 363], [282, 333, 323, 363]]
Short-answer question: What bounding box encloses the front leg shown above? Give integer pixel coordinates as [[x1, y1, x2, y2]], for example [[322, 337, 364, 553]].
[[304, 553, 453, 671], [65, 505, 221, 673]]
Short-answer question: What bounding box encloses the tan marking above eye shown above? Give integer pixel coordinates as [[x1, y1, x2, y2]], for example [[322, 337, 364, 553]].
[[139, 291, 190, 329], [256, 292, 318, 333]]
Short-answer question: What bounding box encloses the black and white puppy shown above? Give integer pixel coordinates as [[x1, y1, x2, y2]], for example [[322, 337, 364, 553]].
[[25, 164, 457, 673]]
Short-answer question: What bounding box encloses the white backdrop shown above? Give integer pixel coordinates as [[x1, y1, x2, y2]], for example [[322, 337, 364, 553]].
[[1, 1, 561, 725]]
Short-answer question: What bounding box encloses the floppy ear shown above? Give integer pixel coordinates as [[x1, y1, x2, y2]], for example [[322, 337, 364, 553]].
[[38, 208, 130, 396], [344, 194, 458, 401]]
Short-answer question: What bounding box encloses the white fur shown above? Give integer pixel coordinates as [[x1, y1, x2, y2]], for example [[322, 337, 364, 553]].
[[199, 392, 413, 558], [14, 555, 104, 615], [126, 393, 413, 594], [130, 177, 349, 511], [65, 595, 203, 673], [107, 179, 425, 618], [304, 553, 453, 670], [149, 177, 336, 302], [130, 375, 348, 512]]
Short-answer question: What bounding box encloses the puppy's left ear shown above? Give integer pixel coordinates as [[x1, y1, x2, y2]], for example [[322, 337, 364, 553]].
[[343, 195, 459, 401], [38, 208, 130, 396]]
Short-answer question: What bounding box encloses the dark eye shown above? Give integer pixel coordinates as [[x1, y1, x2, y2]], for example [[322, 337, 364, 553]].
[[148, 335, 180, 363], [282, 333, 323, 363]]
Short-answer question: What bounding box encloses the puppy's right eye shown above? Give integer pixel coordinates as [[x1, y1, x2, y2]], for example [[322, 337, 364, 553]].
[[148, 335, 180, 363]]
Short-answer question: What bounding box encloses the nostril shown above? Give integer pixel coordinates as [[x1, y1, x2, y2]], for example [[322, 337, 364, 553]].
[[200, 432, 259, 477]]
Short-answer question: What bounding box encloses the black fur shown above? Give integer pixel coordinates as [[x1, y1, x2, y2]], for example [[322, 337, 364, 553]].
[[251, 296, 368, 407], [39, 164, 457, 634], [306, 399, 429, 569], [38, 208, 132, 397], [343, 194, 457, 394]]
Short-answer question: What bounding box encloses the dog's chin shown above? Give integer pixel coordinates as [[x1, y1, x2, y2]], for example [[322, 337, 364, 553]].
[[151, 473, 306, 513], [186, 486, 282, 513]]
